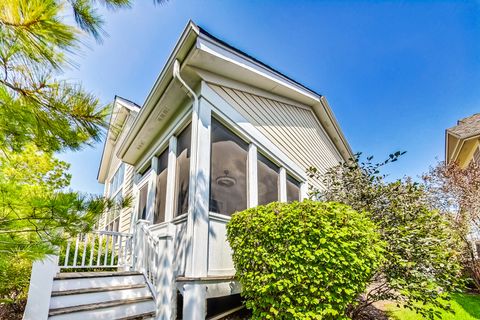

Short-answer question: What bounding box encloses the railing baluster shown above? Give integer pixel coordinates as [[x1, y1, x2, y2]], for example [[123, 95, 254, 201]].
[[110, 234, 116, 266], [81, 234, 88, 267], [104, 233, 110, 266], [97, 233, 103, 267], [89, 233, 95, 267], [64, 240, 71, 267], [73, 235, 80, 267], [118, 235, 123, 267]]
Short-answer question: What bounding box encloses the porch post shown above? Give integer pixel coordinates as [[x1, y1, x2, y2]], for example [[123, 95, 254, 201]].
[[23, 255, 59, 320], [183, 83, 212, 319]]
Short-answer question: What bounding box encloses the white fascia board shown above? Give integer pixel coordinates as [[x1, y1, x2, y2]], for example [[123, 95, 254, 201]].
[[196, 35, 320, 104], [318, 97, 353, 161], [117, 22, 200, 161], [98, 99, 130, 183]]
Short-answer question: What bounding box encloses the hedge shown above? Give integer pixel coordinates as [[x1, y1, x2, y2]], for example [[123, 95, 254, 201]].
[[226, 200, 385, 319]]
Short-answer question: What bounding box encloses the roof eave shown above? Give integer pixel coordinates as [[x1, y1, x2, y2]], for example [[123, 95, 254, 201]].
[[117, 21, 200, 161]]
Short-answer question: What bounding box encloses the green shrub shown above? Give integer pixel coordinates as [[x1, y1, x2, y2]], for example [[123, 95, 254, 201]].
[[226, 200, 385, 320]]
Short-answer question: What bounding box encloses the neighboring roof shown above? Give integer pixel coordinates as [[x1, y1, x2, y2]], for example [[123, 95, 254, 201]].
[[115, 95, 141, 110], [447, 113, 480, 139], [97, 96, 140, 183]]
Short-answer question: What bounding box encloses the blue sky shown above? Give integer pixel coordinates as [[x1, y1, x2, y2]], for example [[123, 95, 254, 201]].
[[58, 0, 480, 195]]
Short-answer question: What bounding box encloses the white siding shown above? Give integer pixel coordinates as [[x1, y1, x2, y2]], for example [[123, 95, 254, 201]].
[[209, 84, 342, 189]]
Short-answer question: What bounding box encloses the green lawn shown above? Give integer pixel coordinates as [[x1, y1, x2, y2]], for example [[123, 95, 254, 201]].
[[385, 293, 480, 320]]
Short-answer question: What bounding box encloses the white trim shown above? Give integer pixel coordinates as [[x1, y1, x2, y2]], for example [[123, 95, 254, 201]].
[[196, 35, 320, 103], [279, 168, 287, 202], [185, 94, 212, 278], [164, 136, 178, 223], [193, 68, 313, 111], [247, 144, 258, 208], [135, 103, 192, 173], [23, 255, 59, 320], [201, 83, 307, 181]]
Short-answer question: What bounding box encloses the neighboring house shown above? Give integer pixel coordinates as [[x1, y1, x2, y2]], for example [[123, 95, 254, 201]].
[[446, 113, 480, 168], [446, 113, 480, 259], [24, 21, 352, 320]]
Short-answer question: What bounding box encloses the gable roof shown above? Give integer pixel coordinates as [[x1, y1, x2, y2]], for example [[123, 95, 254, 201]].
[[197, 26, 322, 99], [97, 96, 140, 183], [447, 113, 480, 139], [115, 20, 353, 166], [445, 113, 480, 164]]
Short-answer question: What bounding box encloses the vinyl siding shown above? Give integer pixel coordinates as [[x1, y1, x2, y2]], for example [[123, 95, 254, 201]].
[[209, 84, 342, 190]]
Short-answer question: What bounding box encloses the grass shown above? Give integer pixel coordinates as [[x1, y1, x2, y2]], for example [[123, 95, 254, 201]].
[[385, 293, 480, 320]]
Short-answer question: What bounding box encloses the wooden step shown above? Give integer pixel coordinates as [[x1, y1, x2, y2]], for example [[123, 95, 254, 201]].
[[49, 297, 154, 316], [55, 271, 141, 280], [117, 311, 156, 320], [51, 283, 147, 296]]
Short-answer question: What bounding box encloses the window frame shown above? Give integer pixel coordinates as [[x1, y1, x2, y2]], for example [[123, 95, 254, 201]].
[[210, 113, 306, 217], [105, 163, 125, 232]]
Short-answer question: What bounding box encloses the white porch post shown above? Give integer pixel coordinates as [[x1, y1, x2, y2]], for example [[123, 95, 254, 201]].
[[279, 167, 287, 202], [300, 182, 308, 200], [183, 83, 212, 320], [248, 144, 258, 208], [23, 255, 59, 320], [164, 136, 177, 222], [146, 157, 159, 223]]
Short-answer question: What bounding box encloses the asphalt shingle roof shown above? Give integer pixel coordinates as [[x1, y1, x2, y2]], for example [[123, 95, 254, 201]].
[[447, 113, 480, 139]]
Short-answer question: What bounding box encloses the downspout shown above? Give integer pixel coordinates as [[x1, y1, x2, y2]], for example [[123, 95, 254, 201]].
[[173, 59, 199, 276]]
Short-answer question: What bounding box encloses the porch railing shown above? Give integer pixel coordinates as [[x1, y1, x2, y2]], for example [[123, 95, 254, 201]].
[[60, 230, 133, 269], [138, 222, 161, 289]]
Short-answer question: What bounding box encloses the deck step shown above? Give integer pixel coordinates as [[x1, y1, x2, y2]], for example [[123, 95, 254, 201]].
[[51, 283, 146, 296], [54, 271, 141, 280], [117, 311, 156, 320], [49, 297, 153, 316]]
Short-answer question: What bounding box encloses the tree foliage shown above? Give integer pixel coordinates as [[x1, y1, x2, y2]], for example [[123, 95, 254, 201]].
[[0, 0, 145, 313], [227, 201, 385, 320], [308, 153, 464, 319], [424, 161, 480, 290]]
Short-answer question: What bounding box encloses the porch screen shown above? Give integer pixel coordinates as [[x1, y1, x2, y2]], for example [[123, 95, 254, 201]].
[[209, 119, 248, 216], [175, 124, 191, 216], [154, 149, 169, 224], [138, 184, 148, 220], [258, 153, 279, 205], [286, 174, 301, 202]]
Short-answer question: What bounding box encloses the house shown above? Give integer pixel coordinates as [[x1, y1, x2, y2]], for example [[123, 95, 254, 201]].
[[23, 21, 352, 320], [445, 113, 480, 258], [446, 113, 480, 168]]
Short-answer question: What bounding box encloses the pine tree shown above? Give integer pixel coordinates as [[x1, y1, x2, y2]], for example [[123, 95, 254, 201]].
[[0, 0, 157, 313]]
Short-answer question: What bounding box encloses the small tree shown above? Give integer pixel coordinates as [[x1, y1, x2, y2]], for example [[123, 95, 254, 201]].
[[227, 201, 385, 320], [424, 161, 480, 290], [308, 153, 464, 319]]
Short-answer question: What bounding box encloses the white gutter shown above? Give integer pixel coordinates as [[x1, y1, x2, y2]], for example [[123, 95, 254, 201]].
[[173, 59, 200, 276]]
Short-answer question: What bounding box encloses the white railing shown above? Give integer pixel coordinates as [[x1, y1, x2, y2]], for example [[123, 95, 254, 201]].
[[138, 223, 161, 289], [60, 230, 133, 269]]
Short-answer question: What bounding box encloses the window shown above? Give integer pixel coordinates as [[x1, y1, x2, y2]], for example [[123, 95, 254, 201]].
[[210, 119, 248, 216], [154, 149, 169, 224], [175, 124, 191, 216], [286, 174, 301, 202], [109, 164, 125, 197], [138, 184, 148, 220], [258, 153, 280, 205], [106, 163, 124, 231]]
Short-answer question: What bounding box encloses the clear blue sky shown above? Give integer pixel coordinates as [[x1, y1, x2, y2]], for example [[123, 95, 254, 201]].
[[58, 0, 480, 195]]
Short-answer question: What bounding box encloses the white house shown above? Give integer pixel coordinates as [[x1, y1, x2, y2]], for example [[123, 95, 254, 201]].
[[24, 21, 352, 320]]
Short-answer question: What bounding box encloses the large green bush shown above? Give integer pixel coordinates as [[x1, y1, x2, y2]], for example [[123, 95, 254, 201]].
[[226, 200, 385, 320]]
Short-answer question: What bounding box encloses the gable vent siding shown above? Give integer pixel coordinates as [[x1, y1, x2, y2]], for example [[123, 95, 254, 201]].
[[209, 84, 342, 190]]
